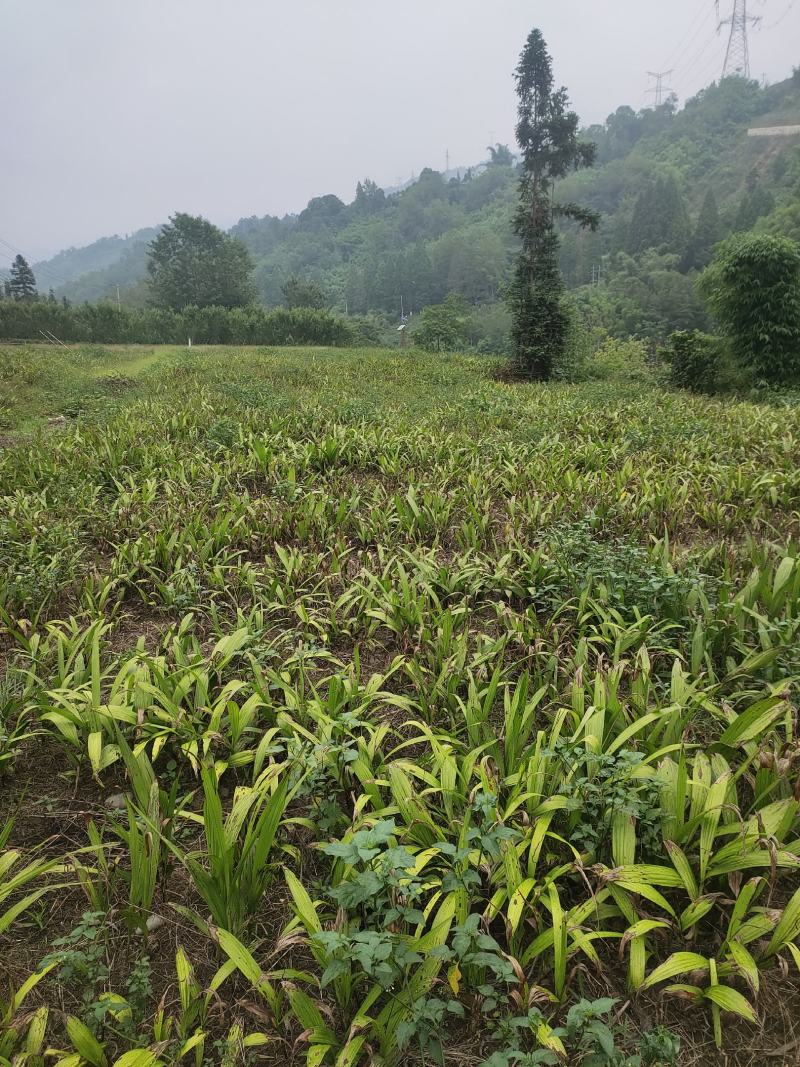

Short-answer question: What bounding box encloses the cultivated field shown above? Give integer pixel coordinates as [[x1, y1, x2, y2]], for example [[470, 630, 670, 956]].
[[1, 345, 800, 1066]]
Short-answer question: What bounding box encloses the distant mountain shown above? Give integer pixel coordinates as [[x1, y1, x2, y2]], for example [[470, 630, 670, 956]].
[[32, 228, 159, 298]]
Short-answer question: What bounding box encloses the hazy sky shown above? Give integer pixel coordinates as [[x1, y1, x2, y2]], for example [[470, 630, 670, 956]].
[[3, 0, 799, 264]]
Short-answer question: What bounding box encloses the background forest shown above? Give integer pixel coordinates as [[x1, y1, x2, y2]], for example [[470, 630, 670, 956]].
[[12, 73, 800, 349]]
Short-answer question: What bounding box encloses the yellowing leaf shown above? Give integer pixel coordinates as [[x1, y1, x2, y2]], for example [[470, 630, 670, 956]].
[[703, 984, 757, 1022], [641, 952, 709, 990], [65, 1017, 108, 1067]]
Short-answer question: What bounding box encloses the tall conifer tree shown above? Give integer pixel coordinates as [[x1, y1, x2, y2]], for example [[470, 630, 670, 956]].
[[508, 29, 598, 378], [8, 254, 38, 300], [683, 189, 722, 271], [628, 173, 690, 256]]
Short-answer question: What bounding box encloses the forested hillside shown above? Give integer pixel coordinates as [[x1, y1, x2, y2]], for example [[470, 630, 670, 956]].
[[37, 74, 800, 340], [32, 228, 158, 302]]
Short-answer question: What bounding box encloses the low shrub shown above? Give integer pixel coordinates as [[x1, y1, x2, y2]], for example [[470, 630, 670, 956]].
[[586, 337, 653, 383], [663, 330, 721, 393]]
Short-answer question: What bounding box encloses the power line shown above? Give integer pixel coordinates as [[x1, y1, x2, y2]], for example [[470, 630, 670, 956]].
[[679, 21, 724, 80], [671, 18, 726, 95], [653, 4, 719, 101], [761, 0, 795, 29], [681, 48, 730, 94], [677, 49, 721, 93], [660, 2, 718, 71], [0, 233, 73, 291]]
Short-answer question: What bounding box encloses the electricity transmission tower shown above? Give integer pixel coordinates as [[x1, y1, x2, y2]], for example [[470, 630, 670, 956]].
[[716, 0, 762, 79], [646, 69, 674, 106]]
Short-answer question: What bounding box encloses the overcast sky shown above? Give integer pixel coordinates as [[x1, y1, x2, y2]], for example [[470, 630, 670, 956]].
[[3, 0, 799, 263]]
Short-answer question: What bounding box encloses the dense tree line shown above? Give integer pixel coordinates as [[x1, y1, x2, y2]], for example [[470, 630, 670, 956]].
[[0, 301, 355, 346], [700, 233, 800, 382]]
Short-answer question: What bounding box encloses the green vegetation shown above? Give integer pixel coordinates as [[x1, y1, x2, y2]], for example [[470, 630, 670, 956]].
[[663, 330, 722, 394], [17, 74, 800, 351], [281, 275, 327, 310], [0, 344, 162, 432], [414, 294, 470, 352], [699, 232, 800, 383], [6, 255, 38, 302], [1, 344, 799, 1065], [147, 214, 256, 311], [0, 304, 356, 348], [508, 28, 598, 378], [32, 230, 159, 304]]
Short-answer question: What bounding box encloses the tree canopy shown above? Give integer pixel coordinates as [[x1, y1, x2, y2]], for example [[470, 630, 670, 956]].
[[8, 255, 38, 301], [700, 233, 800, 383], [147, 213, 255, 310], [682, 188, 721, 271], [281, 275, 327, 310], [414, 294, 469, 351], [627, 172, 690, 256]]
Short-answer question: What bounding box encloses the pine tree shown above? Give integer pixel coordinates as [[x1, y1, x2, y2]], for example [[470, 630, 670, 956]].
[[508, 29, 598, 379], [8, 254, 38, 300], [628, 173, 689, 255], [682, 189, 722, 271], [354, 179, 386, 215], [734, 173, 775, 232]]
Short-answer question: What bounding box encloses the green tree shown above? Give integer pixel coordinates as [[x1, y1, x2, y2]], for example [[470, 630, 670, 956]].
[[432, 227, 506, 303], [354, 179, 386, 215], [414, 294, 468, 351], [8, 255, 38, 301], [734, 173, 775, 232], [147, 213, 255, 310], [281, 275, 326, 310], [700, 233, 800, 383], [298, 195, 346, 231], [602, 106, 643, 161], [486, 143, 514, 166], [682, 188, 722, 271], [628, 172, 690, 255], [507, 28, 598, 378]]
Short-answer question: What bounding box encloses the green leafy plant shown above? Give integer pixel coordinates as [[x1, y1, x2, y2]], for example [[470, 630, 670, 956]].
[[167, 764, 292, 936], [396, 995, 465, 1067], [40, 911, 110, 1033], [700, 233, 800, 384], [663, 330, 721, 394], [482, 1000, 680, 1067], [553, 743, 663, 860]]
